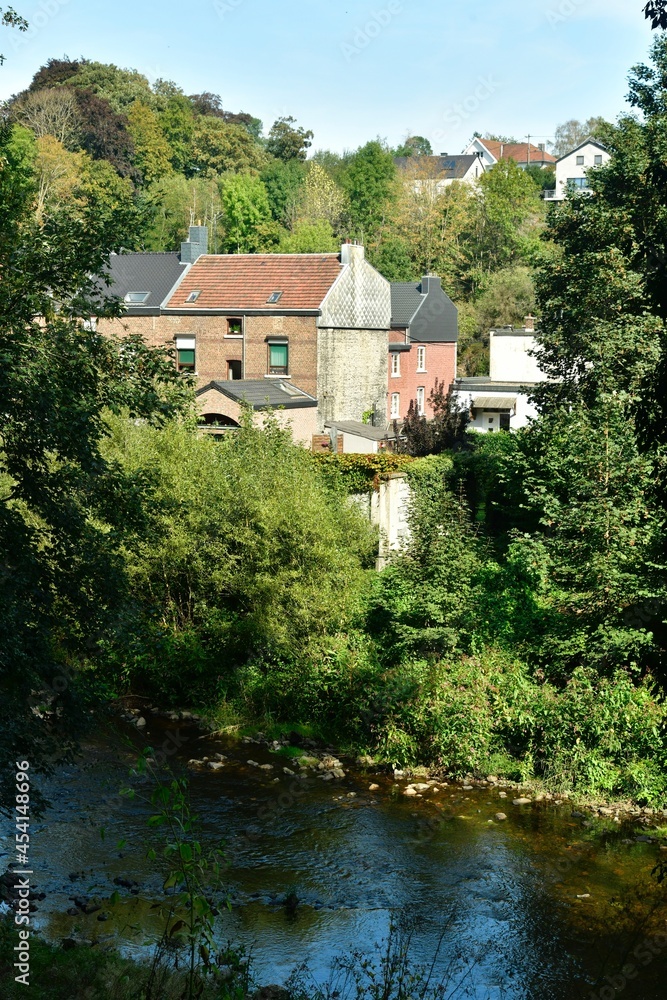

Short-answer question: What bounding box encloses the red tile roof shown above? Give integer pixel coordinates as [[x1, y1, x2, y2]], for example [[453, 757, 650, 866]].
[[166, 253, 343, 310], [484, 140, 556, 164]]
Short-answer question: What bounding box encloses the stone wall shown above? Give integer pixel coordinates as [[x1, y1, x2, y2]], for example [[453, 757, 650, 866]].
[[317, 327, 389, 430]]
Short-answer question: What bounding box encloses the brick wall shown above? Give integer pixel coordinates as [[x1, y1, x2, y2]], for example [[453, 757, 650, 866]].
[[387, 342, 457, 420], [197, 386, 317, 446]]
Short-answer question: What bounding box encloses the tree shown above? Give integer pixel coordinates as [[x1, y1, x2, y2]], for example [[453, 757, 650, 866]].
[[160, 93, 195, 174], [260, 157, 305, 224], [75, 88, 136, 177], [66, 60, 156, 113], [550, 117, 607, 157], [28, 56, 80, 91], [219, 172, 272, 252], [127, 100, 172, 184], [398, 380, 470, 457], [0, 5, 27, 64], [143, 173, 222, 251], [644, 1, 667, 29], [266, 115, 313, 162], [190, 116, 265, 177], [368, 233, 416, 282], [295, 161, 347, 229], [279, 219, 337, 253], [395, 135, 433, 156], [340, 140, 398, 239], [0, 121, 193, 811], [11, 87, 80, 147], [475, 266, 536, 332], [34, 135, 85, 219]]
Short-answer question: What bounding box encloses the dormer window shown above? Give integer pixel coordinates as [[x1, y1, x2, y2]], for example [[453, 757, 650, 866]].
[[267, 291, 283, 304], [124, 291, 149, 304], [186, 290, 201, 303]]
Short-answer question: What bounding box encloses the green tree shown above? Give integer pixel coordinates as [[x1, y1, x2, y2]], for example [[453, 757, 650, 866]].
[[279, 219, 338, 253], [160, 93, 195, 174], [266, 115, 313, 162], [0, 122, 191, 812], [143, 173, 222, 251], [260, 157, 305, 224], [126, 100, 173, 184], [550, 117, 608, 158], [190, 116, 265, 177], [0, 5, 27, 64], [340, 140, 398, 239], [219, 172, 272, 252], [475, 266, 536, 332], [394, 135, 433, 156]]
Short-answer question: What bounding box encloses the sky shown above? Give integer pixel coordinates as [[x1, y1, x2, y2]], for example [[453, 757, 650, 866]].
[[0, 0, 657, 154]]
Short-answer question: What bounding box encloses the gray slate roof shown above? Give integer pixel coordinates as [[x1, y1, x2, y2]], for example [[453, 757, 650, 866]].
[[394, 154, 479, 180], [391, 276, 458, 342], [104, 252, 188, 314], [197, 380, 317, 410]]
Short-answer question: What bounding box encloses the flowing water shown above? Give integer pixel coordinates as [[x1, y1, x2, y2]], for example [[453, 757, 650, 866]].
[[3, 714, 667, 998]]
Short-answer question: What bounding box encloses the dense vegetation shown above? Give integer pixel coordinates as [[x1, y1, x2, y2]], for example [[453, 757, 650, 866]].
[[4, 34, 667, 820]]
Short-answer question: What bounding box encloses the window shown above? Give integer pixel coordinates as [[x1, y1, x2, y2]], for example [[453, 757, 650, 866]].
[[227, 360, 242, 380], [227, 318, 242, 336], [576, 155, 584, 165], [566, 177, 589, 189], [390, 393, 400, 419], [268, 342, 288, 375], [267, 291, 283, 304], [176, 336, 196, 373], [416, 387, 425, 416], [124, 291, 149, 304], [488, 416, 494, 424], [499, 412, 511, 431], [594, 154, 602, 166], [391, 352, 400, 377], [186, 290, 201, 303], [417, 346, 426, 372]]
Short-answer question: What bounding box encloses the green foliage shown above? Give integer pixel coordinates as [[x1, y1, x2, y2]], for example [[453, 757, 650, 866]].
[[279, 219, 338, 253], [219, 172, 272, 252], [266, 115, 313, 162], [313, 451, 414, 495], [126, 100, 173, 184], [474, 266, 536, 331], [101, 414, 377, 702], [341, 140, 398, 239], [190, 116, 266, 177], [261, 157, 305, 223], [368, 234, 416, 281], [394, 135, 433, 156]]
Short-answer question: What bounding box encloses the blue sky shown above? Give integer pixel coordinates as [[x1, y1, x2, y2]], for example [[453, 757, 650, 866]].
[[0, 0, 656, 153]]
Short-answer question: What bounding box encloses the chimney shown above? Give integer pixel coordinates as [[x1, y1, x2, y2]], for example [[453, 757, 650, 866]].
[[181, 225, 209, 263], [524, 314, 535, 333], [420, 274, 441, 294], [340, 241, 365, 265]]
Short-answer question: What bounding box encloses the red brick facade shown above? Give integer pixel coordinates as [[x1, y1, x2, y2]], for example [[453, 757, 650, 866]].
[[97, 313, 318, 396], [387, 340, 457, 421]]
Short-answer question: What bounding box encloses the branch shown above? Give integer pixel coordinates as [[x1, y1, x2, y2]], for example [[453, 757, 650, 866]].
[[644, 0, 667, 29]]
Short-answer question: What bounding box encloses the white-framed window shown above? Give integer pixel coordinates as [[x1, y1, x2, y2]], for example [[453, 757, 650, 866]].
[[576, 155, 584, 165], [417, 346, 426, 372], [176, 336, 196, 373], [390, 393, 400, 419], [594, 154, 602, 166], [390, 352, 400, 377], [125, 291, 150, 304], [416, 387, 425, 416]]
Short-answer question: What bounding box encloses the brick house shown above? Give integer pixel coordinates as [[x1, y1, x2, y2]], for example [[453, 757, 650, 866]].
[[387, 275, 458, 422], [98, 231, 390, 439]]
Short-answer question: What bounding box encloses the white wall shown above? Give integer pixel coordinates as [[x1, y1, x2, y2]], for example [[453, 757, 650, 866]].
[[554, 142, 610, 200], [462, 137, 497, 169], [462, 392, 539, 433], [490, 332, 545, 383]]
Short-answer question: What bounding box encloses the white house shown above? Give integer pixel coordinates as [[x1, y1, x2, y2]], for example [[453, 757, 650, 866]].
[[453, 317, 547, 433], [394, 154, 485, 191], [545, 138, 610, 201]]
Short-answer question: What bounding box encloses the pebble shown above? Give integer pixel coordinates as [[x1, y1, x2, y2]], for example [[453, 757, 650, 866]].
[[513, 798, 532, 806], [404, 787, 418, 797], [207, 762, 225, 771], [283, 767, 295, 776], [247, 760, 260, 767], [498, 791, 507, 798], [369, 783, 380, 791], [135, 717, 146, 728], [412, 783, 430, 792], [462, 784, 474, 791], [487, 775, 498, 783], [259, 764, 273, 771], [495, 813, 507, 822]]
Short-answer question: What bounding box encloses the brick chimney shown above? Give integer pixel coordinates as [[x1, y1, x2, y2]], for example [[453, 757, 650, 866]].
[[181, 225, 209, 264], [524, 314, 535, 333]]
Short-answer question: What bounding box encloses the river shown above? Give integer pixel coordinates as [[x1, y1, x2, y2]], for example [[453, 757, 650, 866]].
[[3, 712, 667, 998]]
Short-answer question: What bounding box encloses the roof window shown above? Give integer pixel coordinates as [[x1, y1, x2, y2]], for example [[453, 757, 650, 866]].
[[124, 291, 150, 304], [186, 290, 201, 303], [267, 291, 283, 304]]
